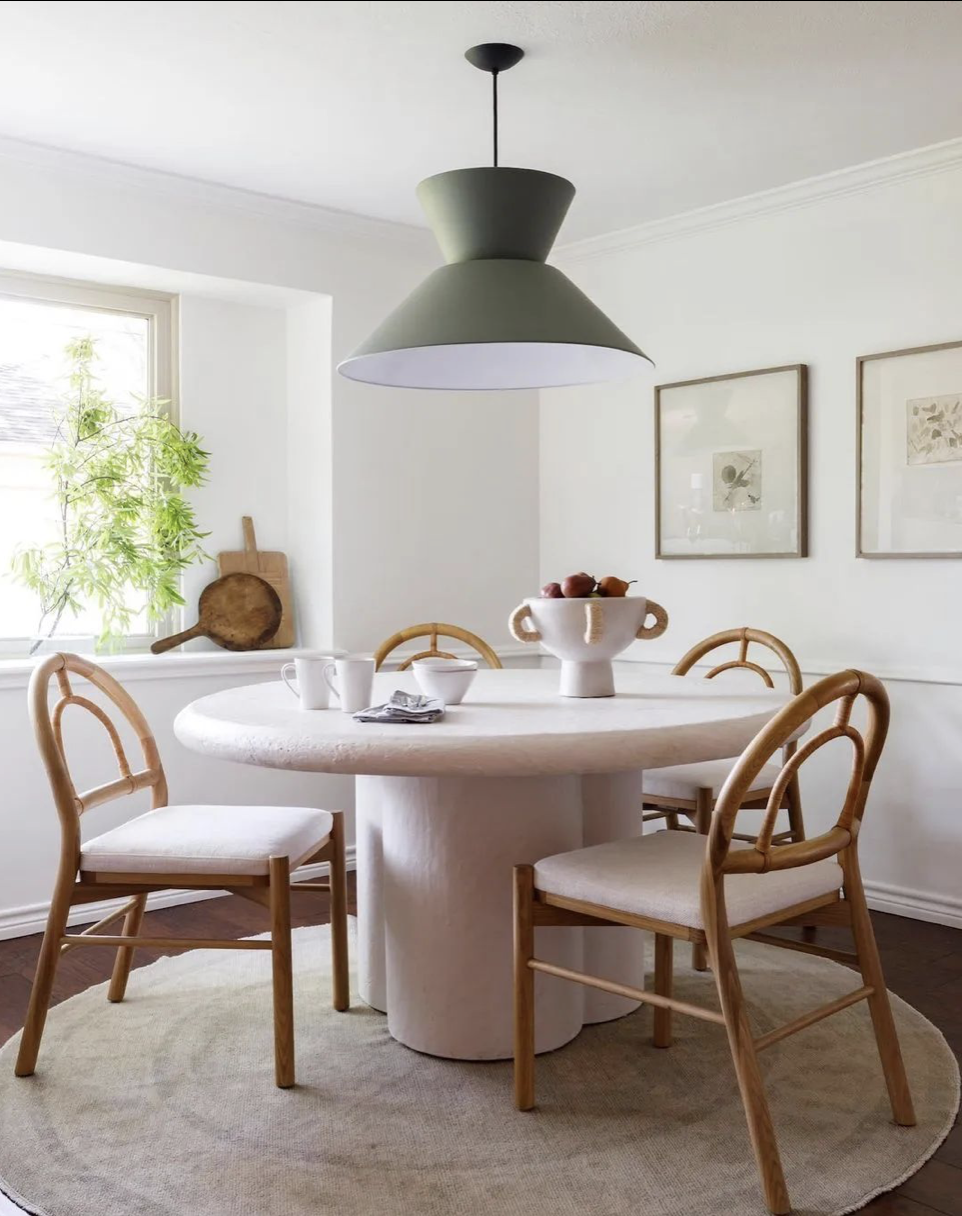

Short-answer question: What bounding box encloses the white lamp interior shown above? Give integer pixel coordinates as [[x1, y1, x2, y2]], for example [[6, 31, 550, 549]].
[[337, 342, 652, 391]]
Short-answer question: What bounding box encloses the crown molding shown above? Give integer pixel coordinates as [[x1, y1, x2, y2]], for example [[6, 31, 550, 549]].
[[556, 137, 962, 265], [0, 135, 433, 252]]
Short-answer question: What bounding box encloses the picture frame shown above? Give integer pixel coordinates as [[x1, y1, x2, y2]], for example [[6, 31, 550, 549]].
[[655, 364, 808, 559], [857, 339, 962, 559]]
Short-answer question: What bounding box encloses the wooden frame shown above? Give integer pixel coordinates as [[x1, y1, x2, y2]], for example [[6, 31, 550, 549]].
[[655, 364, 808, 559], [856, 338, 962, 559], [15, 652, 350, 1090], [514, 669, 915, 1215], [642, 627, 806, 967], [374, 621, 502, 671]]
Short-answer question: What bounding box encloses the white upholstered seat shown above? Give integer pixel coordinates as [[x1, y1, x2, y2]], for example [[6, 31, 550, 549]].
[[80, 805, 333, 876], [644, 757, 782, 801], [534, 829, 842, 929]]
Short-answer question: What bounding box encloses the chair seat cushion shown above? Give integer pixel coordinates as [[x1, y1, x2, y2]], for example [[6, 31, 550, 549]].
[[80, 805, 333, 877], [643, 757, 783, 801], [534, 829, 842, 930]]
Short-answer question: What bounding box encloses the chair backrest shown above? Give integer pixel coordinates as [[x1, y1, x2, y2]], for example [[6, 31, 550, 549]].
[[673, 627, 803, 695], [374, 622, 502, 671], [707, 669, 888, 880], [30, 653, 168, 870]]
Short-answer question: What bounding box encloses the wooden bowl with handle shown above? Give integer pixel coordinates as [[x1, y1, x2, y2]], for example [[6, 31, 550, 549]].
[[151, 573, 283, 654]]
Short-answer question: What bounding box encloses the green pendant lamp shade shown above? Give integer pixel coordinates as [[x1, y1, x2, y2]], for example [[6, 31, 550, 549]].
[[337, 47, 652, 391]]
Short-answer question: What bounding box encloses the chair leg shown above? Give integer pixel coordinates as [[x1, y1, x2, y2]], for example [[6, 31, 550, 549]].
[[513, 865, 536, 1111], [269, 855, 296, 1089], [782, 774, 817, 942], [642, 805, 679, 831], [328, 813, 350, 1013], [785, 772, 806, 844], [653, 933, 673, 1048], [706, 888, 790, 1215], [16, 880, 73, 1077], [691, 787, 714, 971], [843, 851, 915, 1126], [107, 894, 147, 1003]]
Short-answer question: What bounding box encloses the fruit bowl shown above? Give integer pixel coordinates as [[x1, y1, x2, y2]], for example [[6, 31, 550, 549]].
[[509, 596, 668, 697]]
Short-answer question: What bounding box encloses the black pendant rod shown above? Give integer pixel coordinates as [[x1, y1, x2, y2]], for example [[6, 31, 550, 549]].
[[464, 43, 525, 170], [492, 70, 499, 167]]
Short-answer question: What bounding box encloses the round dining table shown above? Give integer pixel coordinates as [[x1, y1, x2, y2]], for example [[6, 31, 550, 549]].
[[174, 666, 790, 1062]]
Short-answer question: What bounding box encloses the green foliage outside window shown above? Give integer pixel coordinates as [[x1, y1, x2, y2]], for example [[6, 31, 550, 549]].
[[12, 337, 210, 652]]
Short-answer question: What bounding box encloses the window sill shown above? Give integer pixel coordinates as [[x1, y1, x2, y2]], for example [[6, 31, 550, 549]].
[[0, 647, 300, 692]]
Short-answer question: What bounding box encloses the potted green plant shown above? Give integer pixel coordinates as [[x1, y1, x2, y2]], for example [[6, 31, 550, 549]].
[[11, 336, 210, 654]]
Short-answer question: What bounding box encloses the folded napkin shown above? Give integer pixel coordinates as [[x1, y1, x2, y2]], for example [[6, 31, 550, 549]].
[[353, 689, 445, 724]]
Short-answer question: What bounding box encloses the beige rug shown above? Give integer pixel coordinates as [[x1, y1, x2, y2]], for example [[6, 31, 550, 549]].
[[0, 924, 956, 1216]]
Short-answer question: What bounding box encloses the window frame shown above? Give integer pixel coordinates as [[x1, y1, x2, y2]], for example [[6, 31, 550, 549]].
[[0, 270, 178, 655]]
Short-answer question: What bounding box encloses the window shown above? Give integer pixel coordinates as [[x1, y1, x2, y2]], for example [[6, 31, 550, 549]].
[[0, 273, 174, 653]]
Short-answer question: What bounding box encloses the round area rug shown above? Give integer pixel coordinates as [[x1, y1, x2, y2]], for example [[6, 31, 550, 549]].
[[0, 925, 957, 1216]]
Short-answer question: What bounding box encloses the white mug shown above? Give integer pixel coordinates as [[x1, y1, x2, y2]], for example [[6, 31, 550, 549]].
[[324, 654, 376, 714], [281, 650, 346, 710]]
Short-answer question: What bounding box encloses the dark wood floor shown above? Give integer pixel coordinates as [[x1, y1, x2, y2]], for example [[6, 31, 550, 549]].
[[0, 887, 958, 1215]]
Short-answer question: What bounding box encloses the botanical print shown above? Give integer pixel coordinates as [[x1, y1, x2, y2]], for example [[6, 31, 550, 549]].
[[712, 449, 762, 511], [906, 394, 962, 466]]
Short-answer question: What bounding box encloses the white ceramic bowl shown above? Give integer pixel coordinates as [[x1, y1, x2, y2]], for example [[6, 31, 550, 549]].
[[412, 658, 478, 706], [509, 596, 669, 697]]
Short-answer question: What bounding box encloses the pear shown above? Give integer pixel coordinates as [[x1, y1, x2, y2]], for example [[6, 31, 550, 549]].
[[561, 572, 597, 598], [597, 575, 636, 598], [540, 582, 564, 599]]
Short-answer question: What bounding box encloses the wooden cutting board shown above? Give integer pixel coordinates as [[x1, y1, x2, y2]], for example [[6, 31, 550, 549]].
[[217, 517, 295, 648]]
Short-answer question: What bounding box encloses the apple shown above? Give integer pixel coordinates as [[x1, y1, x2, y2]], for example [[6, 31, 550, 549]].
[[561, 572, 597, 598]]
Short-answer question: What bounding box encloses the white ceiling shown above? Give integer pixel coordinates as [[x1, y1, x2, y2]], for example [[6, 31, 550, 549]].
[[0, 1, 961, 243]]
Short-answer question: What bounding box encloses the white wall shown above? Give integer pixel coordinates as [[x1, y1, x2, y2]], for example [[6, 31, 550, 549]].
[[0, 138, 540, 655], [287, 296, 334, 649], [0, 140, 539, 936], [542, 151, 962, 927], [178, 294, 290, 612], [332, 387, 538, 650], [3, 132, 958, 939]]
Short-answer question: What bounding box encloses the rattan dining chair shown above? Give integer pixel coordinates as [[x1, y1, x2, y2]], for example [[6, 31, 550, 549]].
[[16, 652, 350, 1089], [513, 669, 914, 1215], [643, 628, 806, 968], [374, 621, 502, 671]]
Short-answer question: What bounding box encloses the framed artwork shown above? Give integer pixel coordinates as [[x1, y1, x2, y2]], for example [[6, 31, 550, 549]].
[[857, 339, 962, 558], [655, 364, 808, 559]]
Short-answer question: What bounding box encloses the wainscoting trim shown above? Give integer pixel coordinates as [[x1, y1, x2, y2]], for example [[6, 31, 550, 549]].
[[611, 652, 962, 689]]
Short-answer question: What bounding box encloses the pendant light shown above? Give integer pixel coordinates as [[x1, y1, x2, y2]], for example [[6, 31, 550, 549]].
[[337, 43, 652, 391]]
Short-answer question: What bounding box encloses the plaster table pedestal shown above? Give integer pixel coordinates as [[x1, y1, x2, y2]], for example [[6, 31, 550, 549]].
[[175, 668, 789, 1061]]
